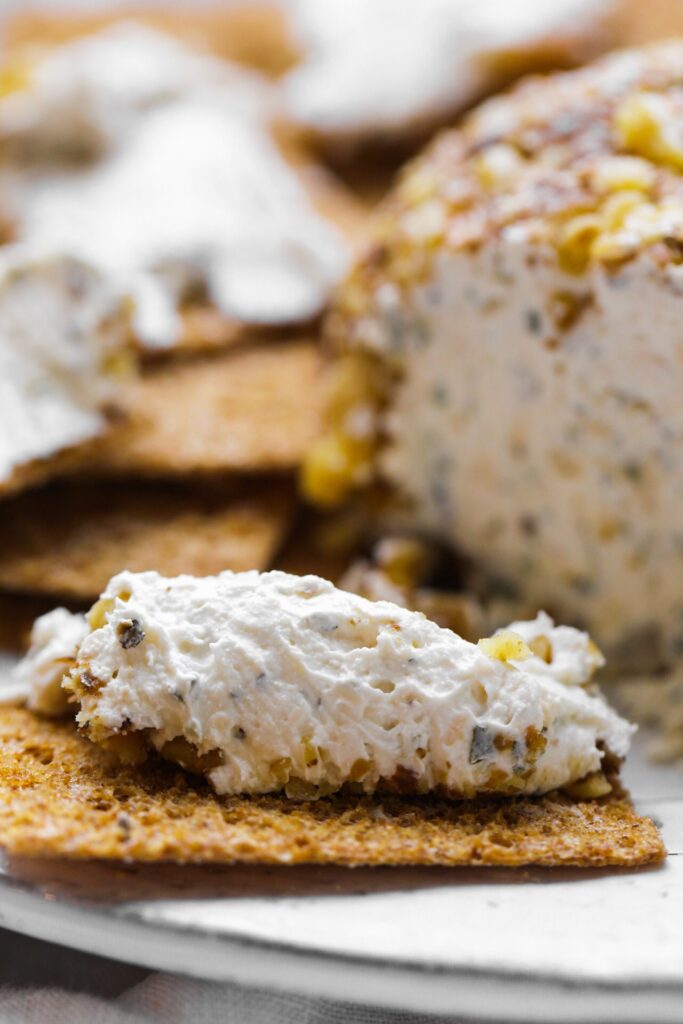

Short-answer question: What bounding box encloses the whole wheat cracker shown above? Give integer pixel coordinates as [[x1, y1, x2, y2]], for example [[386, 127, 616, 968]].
[[174, 157, 371, 353], [0, 433, 113, 501], [0, 593, 60, 653], [82, 340, 324, 478], [4, 6, 298, 77], [0, 15, 371, 359], [0, 479, 293, 601], [0, 708, 663, 866]]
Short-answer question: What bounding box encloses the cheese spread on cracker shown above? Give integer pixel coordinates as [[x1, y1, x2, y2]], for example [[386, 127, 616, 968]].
[[12, 569, 632, 800]]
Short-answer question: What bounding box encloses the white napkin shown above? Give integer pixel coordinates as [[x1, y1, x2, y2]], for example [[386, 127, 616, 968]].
[[0, 928, 468, 1024], [0, 974, 461, 1024]]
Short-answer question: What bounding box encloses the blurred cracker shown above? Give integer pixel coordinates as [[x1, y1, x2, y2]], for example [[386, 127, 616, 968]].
[[172, 159, 371, 354], [0, 17, 370, 358], [287, 155, 373, 247], [86, 340, 324, 477], [4, 5, 298, 77], [0, 435, 108, 502], [0, 707, 664, 867], [274, 505, 371, 584], [616, 0, 683, 45], [0, 592, 60, 654], [0, 479, 293, 601], [177, 307, 251, 354]]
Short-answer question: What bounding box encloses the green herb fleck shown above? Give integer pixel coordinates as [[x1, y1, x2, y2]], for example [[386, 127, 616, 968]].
[[469, 725, 495, 765], [622, 461, 643, 483], [118, 619, 145, 650]]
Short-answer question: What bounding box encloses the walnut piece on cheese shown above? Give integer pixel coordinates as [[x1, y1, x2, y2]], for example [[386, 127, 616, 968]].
[[305, 40, 683, 668], [10, 569, 631, 802]]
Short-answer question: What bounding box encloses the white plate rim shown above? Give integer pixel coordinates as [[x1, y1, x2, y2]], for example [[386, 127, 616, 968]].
[[2, 857, 683, 1022]]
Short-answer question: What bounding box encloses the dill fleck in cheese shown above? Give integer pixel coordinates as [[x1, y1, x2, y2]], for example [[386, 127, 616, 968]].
[[11, 570, 632, 801], [306, 41, 683, 668]]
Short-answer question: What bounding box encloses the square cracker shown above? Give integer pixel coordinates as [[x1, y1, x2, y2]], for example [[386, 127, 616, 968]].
[[174, 163, 370, 353], [0, 708, 664, 867], [4, 6, 298, 77], [0, 479, 293, 601], [83, 340, 324, 477]]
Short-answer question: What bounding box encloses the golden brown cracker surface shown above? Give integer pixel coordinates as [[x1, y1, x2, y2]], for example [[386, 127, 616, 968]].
[[0, 708, 664, 867], [0, 479, 292, 601], [616, 0, 683, 46], [176, 308, 254, 354], [85, 340, 324, 477], [170, 162, 369, 355], [4, 5, 298, 76], [0, 437, 104, 502], [0, 593, 60, 653], [290, 159, 373, 246], [170, 159, 370, 354]]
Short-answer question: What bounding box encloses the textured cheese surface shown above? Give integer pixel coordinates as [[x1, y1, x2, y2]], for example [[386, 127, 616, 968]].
[[16, 569, 633, 799], [8, 608, 89, 715], [283, 0, 613, 140], [0, 246, 130, 489], [0, 23, 350, 347], [0, 21, 259, 157]]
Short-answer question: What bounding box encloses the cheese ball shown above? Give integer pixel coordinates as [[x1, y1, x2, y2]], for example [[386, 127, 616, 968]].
[[305, 42, 683, 667]]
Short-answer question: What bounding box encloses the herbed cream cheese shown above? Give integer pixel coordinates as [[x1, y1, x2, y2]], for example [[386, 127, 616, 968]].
[[14, 101, 349, 346], [0, 23, 350, 348], [14, 569, 632, 800], [0, 245, 132, 490], [7, 608, 90, 716], [372, 242, 683, 665], [310, 41, 683, 670], [283, 0, 613, 142]]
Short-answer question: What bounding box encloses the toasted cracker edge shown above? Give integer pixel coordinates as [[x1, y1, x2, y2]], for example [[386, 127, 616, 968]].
[[0, 708, 665, 867]]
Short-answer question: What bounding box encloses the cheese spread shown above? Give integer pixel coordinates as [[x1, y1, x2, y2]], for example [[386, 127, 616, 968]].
[[308, 42, 683, 668], [12, 569, 632, 799], [0, 21, 268, 160], [0, 23, 350, 347], [283, 0, 614, 142], [0, 245, 132, 490], [8, 608, 89, 715]]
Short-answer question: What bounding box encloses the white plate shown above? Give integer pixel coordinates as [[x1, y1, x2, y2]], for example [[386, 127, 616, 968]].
[[1, 661, 682, 1021]]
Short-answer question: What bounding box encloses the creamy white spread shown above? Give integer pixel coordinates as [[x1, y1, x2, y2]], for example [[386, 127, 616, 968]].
[[366, 241, 683, 666], [0, 245, 131, 488], [322, 42, 683, 670], [283, 0, 613, 140], [6, 608, 89, 715], [0, 22, 267, 159], [0, 24, 350, 347], [14, 568, 632, 799]]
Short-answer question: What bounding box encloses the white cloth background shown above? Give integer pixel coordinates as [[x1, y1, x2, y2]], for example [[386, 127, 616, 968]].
[[0, 927, 502, 1024]]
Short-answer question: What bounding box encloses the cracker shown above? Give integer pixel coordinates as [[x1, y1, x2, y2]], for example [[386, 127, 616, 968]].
[[0, 480, 293, 601], [4, 6, 298, 77], [84, 340, 323, 477], [0, 707, 664, 867], [172, 156, 371, 353], [0, 593, 59, 653], [0, 436, 107, 502], [171, 159, 369, 353]]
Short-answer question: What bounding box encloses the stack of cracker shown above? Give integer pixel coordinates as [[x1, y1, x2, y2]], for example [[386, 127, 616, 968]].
[[0, 8, 373, 626]]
